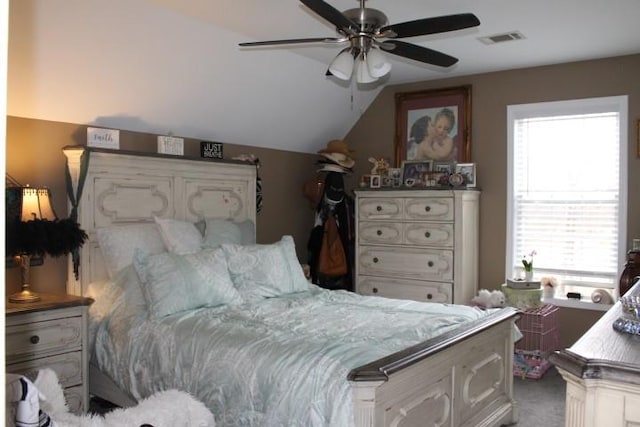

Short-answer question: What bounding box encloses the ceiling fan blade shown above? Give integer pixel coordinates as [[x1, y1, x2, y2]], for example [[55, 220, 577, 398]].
[[380, 13, 480, 38], [239, 37, 346, 47], [380, 40, 458, 67], [299, 0, 358, 33]]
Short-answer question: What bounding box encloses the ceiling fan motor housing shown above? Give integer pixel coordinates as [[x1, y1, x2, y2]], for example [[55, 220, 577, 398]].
[[342, 7, 388, 33]]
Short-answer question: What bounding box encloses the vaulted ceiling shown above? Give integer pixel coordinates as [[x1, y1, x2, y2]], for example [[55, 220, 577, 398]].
[[7, 0, 640, 153]]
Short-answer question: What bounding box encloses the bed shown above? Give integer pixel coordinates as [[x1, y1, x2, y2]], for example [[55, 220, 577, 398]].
[[63, 146, 519, 427]]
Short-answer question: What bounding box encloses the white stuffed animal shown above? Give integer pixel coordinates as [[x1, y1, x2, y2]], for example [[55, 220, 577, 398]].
[[471, 289, 506, 308], [30, 369, 216, 427]]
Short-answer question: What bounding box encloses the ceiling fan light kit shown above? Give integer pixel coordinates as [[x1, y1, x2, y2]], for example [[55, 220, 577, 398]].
[[239, 0, 481, 84], [328, 48, 355, 80]]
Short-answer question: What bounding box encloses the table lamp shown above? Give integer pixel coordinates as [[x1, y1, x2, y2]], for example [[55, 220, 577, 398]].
[[6, 186, 87, 303]]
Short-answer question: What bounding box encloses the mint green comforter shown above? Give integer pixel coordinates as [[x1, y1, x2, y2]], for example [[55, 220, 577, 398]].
[[90, 278, 489, 427]]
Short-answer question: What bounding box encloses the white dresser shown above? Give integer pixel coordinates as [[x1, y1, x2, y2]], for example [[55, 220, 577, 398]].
[[6, 293, 94, 413], [354, 189, 480, 304]]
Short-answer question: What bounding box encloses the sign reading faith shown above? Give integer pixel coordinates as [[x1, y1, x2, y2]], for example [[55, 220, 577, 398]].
[[87, 127, 120, 149], [201, 141, 223, 159]]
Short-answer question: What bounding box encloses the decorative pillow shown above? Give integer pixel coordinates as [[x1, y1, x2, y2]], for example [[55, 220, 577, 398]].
[[154, 217, 203, 255], [133, 247, 242, 318], [96, 223, 166, 278], [222, 235, 310, 302]]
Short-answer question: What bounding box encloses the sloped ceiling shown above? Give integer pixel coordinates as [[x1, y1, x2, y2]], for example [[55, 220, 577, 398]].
[[8, 0, 640, 154]]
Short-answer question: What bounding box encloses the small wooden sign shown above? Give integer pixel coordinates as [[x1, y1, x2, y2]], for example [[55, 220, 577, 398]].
[[201, 141, 223, 159], [87, 127, 120, 149]]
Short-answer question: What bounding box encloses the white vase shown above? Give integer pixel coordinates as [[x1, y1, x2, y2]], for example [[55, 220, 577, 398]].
[[524, 270, 533, 281], [543, 286, 555, 299]]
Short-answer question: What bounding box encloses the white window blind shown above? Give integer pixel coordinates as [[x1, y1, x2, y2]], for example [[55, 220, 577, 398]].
[[507, 96, 628, 293]]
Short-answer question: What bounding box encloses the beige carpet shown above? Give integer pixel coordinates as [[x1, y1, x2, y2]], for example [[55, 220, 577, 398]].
[[513, 366, 566, 426]]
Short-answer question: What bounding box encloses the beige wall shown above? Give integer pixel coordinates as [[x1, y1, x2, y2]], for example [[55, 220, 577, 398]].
[[5, 116, 318, 295], [345, 54, 640, 346], [7, 54, 639, 346]]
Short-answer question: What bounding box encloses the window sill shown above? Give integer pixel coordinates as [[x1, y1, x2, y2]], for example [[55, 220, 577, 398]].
[[542, 296, 613, 312]]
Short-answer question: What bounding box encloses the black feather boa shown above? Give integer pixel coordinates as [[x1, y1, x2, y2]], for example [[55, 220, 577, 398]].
[[6, 218, 88, 257]]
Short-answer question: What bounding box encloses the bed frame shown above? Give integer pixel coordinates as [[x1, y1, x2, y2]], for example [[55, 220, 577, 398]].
[[64, 146, 519, 427]]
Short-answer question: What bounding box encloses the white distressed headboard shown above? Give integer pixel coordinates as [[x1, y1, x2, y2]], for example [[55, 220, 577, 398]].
[[63, 146, 257, 297]]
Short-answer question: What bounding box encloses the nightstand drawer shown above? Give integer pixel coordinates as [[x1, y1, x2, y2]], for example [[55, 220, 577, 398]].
[[6, 315, 82, 362], [6, 351, 83, 388]]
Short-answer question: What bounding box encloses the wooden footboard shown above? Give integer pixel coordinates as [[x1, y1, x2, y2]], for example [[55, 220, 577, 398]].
[[349, 307, 519, 427]]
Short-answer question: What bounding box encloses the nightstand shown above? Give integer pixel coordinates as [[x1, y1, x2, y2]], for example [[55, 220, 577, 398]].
[[6, 293, 94, 413]]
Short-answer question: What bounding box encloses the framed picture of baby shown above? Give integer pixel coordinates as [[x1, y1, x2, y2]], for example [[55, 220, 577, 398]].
[[394, 85, 471, 167]]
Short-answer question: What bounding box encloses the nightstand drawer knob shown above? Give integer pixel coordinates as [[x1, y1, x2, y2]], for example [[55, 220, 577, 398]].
[[425, 206, 431, 212], [428, 261, 434, 267], [372, 287, 379, 294], [424, 231, 431, 238], [427, 293, 433, 300], [373, 257, 379, 263], [376, 230, 382, 236], [30, 335, 40, 344], [376, 206, 382, 212]]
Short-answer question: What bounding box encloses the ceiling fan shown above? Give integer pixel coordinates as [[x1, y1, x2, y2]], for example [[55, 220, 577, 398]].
[[239, 0, 480, 83]]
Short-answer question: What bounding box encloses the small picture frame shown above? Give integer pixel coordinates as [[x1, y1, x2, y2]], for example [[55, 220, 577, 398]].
[[359, 175, 372, 188], [401, 160, 433, 186], [455, 163, 476, 187], [370, 174, 381, 188], [433, 161, 454, 174]]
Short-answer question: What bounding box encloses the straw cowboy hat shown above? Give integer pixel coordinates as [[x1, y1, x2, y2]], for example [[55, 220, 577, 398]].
[[319, 152, 355, 169], [317, 139, 355, 157]]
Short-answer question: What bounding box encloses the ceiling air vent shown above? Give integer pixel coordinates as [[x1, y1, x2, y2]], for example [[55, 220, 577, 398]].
[[478, 31, 526, 45]]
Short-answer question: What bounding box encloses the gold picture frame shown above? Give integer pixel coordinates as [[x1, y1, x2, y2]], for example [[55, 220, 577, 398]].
[[394, 85, 472, 167]]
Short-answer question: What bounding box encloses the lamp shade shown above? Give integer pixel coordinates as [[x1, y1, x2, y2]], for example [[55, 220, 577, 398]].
[[366, 47, 392, 78], [356, 57, 377, 84], [328, 48, 355, 81], [20, 187, 57, 221]]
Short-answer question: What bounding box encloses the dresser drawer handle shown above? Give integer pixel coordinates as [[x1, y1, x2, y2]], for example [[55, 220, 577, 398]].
[[376, 230, 382, 236], [427, 293, 433, 300], [376, 206, 382, 212], [428, 261, 434, 267], [373, 257, 379, 264], [372, 287, 379, 294], [30, 335, 40, 345], [424, 231, 431, 238], [425, 206, 431, 212]]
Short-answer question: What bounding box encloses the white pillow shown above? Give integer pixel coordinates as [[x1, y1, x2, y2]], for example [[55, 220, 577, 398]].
[[222, 235, 310, 302], [154, 217, 203, 255], [96, 223, 166, 278], [133, 248, 243, 318]]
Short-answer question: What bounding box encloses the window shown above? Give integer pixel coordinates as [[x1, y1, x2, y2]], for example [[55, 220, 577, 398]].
[[507, 96, 628, 300]]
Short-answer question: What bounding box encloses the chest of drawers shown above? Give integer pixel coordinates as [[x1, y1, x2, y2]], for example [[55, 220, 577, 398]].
[[6, 293, 94, 413], [355, 189, 480, 304]]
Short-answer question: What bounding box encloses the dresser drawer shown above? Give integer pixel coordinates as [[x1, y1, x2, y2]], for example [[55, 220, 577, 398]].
[[358, 197, 402, 220], [404, 197, 454, 221], [6, 315, 82, 362], [359, 221, 403, 244], [6, 351, 83, 388], [357, 276, 452, 303], [403, 222, 454, 247], [358, 246, 453, 281]]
